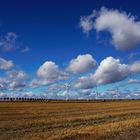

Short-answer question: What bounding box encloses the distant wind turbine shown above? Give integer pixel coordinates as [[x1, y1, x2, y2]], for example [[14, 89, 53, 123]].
[[64, 83, 70, 101], [94, 86, 100, 100], [111, 88, 119, 99]]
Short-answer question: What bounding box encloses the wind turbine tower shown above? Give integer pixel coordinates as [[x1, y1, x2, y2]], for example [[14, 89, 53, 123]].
[[95, 86, 100, 100], [64, 83, 70, 101]]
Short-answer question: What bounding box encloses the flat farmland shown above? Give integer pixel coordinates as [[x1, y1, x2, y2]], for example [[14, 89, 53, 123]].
[[0, 100, 140, 140]]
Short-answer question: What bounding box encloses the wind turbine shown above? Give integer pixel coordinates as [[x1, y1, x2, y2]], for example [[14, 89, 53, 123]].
[[116, 87, 119, 99], [49, 85, 59, 100], [94, 86, 100, 100], [86, 89, 94, 101], [41, 89, 49, 101], [51, 88, 56, 99], [111, 87, 119, 100], [64, 83, 70, 101], [86, 93, 89, 101]]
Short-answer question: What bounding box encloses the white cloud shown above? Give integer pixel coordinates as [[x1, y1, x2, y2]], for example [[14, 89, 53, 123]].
[[7, 70, 28, 80], [37, 61, 59, 79], [37, 61, 68, 85], [7, 70, 28, 91], [0, 57, 14, 70], [0, 32, 18, 51], [66, 54, 97, 74], [80, 7, 140, 50], [74, 56, 140, 89], [128, 79, 140, 84], [0, 57, 28, 91], [29, 79, 41, 88], [129, 61, 140, 74], [0, 32, 29, 52], [73, 74, 95, 89], [79, 13, 95, 35], [20, 92, 34, 98], [0, 91, 38, 98], [94, 56, 128, 84], [0, 69, 28, 91]]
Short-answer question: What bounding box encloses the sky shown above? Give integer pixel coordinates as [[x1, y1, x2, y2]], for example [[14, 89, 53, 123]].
[[0, 0, 140, 99]]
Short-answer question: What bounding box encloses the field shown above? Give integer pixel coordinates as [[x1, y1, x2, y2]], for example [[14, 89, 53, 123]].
[[0, 100, 140, 140]]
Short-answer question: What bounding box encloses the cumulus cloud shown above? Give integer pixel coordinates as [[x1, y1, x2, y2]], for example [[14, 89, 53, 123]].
[[80, 7, 140, 50], [74, 56, 140, 89], [129, 61, 140, 74], [0, 69, 28, 91], [0, 57, 28, 91], [94, 56, 128, 84], [37, 61, 68, 85], [73, 74, 95, 89], [74, 57, 128, 89], [7, 69, 28, 80], [0, 57, 14, 70], [29, 79, 41, 88], [8, 70, 27, 91], [66, 54, 97, 74]]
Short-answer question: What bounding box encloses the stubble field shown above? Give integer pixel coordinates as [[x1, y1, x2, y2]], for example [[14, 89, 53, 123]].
[[0, 100, 140, 140]]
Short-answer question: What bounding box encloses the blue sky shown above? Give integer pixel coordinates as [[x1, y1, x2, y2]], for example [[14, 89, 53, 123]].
[[0, 0, 140, 99]]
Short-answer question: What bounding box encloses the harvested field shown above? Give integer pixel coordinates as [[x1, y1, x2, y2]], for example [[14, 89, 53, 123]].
[[0, 100, 140, 140]]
